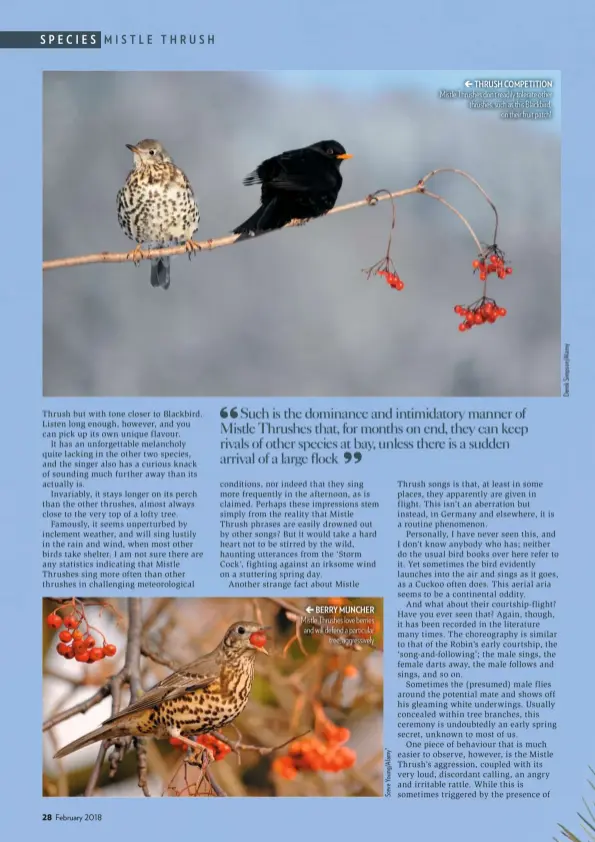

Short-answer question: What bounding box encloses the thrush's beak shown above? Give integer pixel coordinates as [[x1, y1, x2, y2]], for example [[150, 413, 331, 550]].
[[126, 143, 140, 154], [336, 152, 353, 160]]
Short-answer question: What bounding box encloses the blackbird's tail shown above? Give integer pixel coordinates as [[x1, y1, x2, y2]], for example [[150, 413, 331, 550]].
[[150, 256, 171, 290], [53, 723, 129, 759], [232, 199, 286, 235]]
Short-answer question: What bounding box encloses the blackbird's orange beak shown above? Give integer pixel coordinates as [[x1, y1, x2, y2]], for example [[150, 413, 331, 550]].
[[336, 152, 353, 160]]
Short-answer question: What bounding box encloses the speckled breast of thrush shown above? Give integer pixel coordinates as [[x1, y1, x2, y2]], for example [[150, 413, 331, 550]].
[[54, 621, 268, 759], [116, 139, 200, 290]]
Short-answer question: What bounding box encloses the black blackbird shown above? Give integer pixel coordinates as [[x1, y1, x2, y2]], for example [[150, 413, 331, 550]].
[[232, 139, 352, 235]]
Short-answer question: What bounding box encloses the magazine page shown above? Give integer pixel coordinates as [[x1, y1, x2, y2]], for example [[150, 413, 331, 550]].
[[1, 3, 593, 840]]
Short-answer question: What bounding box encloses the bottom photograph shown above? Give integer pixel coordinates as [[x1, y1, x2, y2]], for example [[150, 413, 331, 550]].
[[42, 596, 383, 798]]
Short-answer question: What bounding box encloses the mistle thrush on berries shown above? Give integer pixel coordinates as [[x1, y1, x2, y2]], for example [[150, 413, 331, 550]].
[[54, 622, 268, 759], [117, 139, 200, 290]]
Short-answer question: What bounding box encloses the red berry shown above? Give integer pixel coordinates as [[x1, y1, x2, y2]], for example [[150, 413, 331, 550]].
[[59, 630, 73, 643], [56, 642, 70, 656], [63, 615, 79, 629], [474, 313, 483, 324], [89, 647, 105, 662], [75, 650, 90, 663], [498, 308, 507, 317], [458, 323, 468, 332], [85, 636, 96, 649], [479, 272, 486, 282], [47, 613, 62, 629], [505, 267, 513, 274], [490, 254, 498, 265], [103, 644, 117, 657], [63, 647, 75, 660], [249, 631, 268, 650]]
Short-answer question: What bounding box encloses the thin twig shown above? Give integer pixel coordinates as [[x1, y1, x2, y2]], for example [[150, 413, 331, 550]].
[[43, 170, 496, 273], [205, 768, 227, 797], [420, 167, 499, 244], [42, 187, 419, 271], [126, 599, 151, 796], [141, 642, 179, 671], [212, 729, 311, 757], [42, 685, 111, 731], [420, 190, 483, 252]]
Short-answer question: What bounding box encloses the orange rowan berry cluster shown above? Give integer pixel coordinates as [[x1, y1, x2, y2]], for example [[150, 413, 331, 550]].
[[169, 734, 231, 761], [376, 268, 404, 291], [472, 248, 513, 282], [454, 297, 507, 332], [46, 603, 117, 664], [273, 707, 356, 780]]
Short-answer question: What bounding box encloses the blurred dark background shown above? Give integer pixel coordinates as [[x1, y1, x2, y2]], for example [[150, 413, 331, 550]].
[[43, 72, 560, 397]]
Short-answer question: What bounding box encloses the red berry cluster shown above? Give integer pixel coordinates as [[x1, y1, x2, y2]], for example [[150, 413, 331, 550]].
[[47, 607, 117, 664], [472, 250, 513, 282], [377, 268, 405, 291], [272, 706, 356, 780], [169, 734, 231, 761], [454, 298, 507, 332]]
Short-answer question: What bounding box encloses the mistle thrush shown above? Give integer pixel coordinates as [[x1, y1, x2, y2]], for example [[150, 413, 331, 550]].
[[117, 139, 200, 290], [232, 140, 352, 235], [54, 622, 268, 759]]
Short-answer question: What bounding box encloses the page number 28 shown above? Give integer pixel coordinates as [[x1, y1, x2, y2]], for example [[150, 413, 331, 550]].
[[42, 814, 52, 821]]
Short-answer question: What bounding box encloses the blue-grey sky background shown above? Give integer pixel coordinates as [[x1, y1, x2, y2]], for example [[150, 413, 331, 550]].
[[44, 72, 560, 396]]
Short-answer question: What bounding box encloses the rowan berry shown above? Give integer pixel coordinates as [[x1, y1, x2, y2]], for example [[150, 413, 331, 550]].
[[47, 613, 62, 629], [63, 615, 79, 629], [103, 644, 117, 657]]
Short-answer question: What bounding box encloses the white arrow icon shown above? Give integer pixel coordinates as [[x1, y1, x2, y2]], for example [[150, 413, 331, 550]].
[[305, 606, 314, 614], [464, 80, 473, 88]]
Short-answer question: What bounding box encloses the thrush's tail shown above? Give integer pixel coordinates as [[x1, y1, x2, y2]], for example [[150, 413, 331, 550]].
[[53, 723, 129, 759], [233, 199, 286, 235], [150, 256, 171, 290]]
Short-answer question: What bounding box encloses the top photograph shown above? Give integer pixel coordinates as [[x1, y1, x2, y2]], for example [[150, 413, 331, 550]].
[[43, 71, 561, 398]]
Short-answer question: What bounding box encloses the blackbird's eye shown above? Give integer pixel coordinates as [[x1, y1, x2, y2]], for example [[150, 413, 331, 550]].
[[326, 147, 335, 155], [237, 625, 246, 635]]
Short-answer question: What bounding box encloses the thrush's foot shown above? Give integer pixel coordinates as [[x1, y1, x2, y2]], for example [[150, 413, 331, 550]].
[[185, 238, 201, 260], [126, 244, 145, 265]]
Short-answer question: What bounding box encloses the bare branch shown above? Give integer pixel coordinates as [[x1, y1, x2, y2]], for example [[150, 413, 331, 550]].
[[212, 729, 311, 758], [42, 684, 111, 731], [42, 187, 420, 272]]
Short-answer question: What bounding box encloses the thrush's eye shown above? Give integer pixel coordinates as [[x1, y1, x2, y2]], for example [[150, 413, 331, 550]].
[[237, 625, 246, 635], [149, 150, 155, 156]]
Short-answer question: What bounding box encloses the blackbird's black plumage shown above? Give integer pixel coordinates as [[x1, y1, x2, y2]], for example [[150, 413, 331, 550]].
[[232, 140, 352, 235]]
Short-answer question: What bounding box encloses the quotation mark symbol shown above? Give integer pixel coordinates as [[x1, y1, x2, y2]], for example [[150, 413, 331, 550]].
[[220, 407, 239, 419], [344, 451, 362, 463]]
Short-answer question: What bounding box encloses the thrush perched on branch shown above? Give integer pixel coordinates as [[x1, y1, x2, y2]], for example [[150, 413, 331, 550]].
[[54, 622, 269, 759], [232, 139, 352, 235], [116, 139, 201, 290]]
